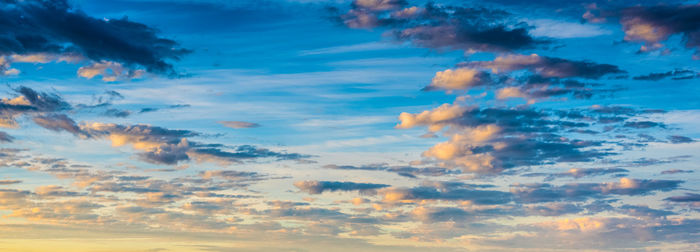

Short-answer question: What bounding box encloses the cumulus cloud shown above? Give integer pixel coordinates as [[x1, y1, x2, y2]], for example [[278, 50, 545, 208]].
[[619, 5, 700, 57], [397, 105, 630, 173], [396, 104, 466, 131], [398, 101, 676, 174], [0, 86, 71, 128], [422, 54, 623, 103], [79, 123, 307, 165], [424, 68, 492, 91], [0, 87, 300, 166], [337, 2, 546, 52], [584, 4, 700, 58], [0, 56, 20, 76], [0, 0, 189, 76], [77, 61, 145, 82], [465, 54, 625, 79]]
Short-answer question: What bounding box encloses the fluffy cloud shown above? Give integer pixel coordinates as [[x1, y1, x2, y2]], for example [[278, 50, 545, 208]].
[[77, 61, 145, 82], [465, 54, 624, 79], [79, 123, 307, 165], [0, 0, 189, 76], [424, 68, 492, 90], [338, 2, 546, 52], [395, 104, 465, 131], [0, 86, 71, 128], [397, 105, 630, 173], [397, 102, 677, 174], [584, 4, 700, 58], [422, 54, 623, 102]]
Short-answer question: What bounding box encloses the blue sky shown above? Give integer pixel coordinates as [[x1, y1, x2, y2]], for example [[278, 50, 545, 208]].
[[0, 0, 698, 251]]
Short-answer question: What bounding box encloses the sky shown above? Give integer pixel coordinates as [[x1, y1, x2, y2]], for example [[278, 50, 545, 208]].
[[0, 0, 698, 251]]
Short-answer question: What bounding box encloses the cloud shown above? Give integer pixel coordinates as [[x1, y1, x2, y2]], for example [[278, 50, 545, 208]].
[[623, 121, 665, 129], [0, 0, 189, 76], [378, 184, 512, 205], [465, 54, 625, 79], [80, 123, 307, 165], [338, 2, 547, 52], [665, 193, 700, 202], [424, 68, 492, 91], [668, 135, 694, 144], [584, 4, 700, 58], [218, 121, 261, 129], [0, 180, 21, 185], [1, 89, 292, 166], [410, 207, 477, 223], [0, 86, 71, 128], [395, 104, 466, 130], [199, 170, 265, 181], [75, 90, 125, 110], [102, 109, 132, 118], [421, 54, 623, 103], [523, 203, 584, 216], [0, 56, 20, 76], [32, 114, 88, 137], [619, 5, 700, 57], [512, 178, 682, 203], [138, 104, 190, 114], [618, 205, 674, 218], [323, 163, 459, 178], [528, 19, 611, 38], [397, 105, 627, 173], [294, 180, 390, 194], [661, 169, 693, 175], [352, 0, 407, 11], [633, 69, 698, 81], [525, 168, 629, 180], [0, 131, 13, 142], [77, 61, 145, 82]]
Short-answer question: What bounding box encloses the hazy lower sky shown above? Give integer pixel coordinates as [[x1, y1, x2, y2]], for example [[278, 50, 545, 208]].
[[0, 0, 698, 251]]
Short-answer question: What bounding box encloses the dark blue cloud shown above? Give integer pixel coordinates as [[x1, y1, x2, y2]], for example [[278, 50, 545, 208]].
[[665, 193, 700, 203], [295, 180, 390, 194], [336, 1, 547, 52], [0, 0, 190, 75]]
